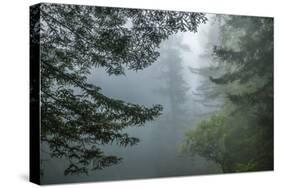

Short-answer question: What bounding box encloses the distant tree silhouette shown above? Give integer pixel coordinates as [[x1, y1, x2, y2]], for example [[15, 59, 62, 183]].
[[157, 43, 190, 122], [151, 39, 192, 176], [31, 3, 207, 175]]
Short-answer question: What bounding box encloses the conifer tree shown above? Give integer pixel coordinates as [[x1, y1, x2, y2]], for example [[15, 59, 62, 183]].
[[184, 16, 273, 172], [31, 3, 207, 175]]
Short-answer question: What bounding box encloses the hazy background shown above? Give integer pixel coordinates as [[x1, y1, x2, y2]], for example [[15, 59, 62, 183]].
[[41, 14, 223, 184]]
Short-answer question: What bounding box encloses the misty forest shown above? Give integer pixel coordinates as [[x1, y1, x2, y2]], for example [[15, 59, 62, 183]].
[[31, 4, 273, 184]]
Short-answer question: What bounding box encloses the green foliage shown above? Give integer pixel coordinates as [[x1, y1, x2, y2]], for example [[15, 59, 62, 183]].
[[32, 3, 207, 175], [184, 115, 230, 171], [183, 15, 273, 173], [211, 16, 273, 171], [235, 160, 257, 172]]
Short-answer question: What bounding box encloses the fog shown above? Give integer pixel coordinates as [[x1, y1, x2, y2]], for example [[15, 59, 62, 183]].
[[41, 14, 223, 184]]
